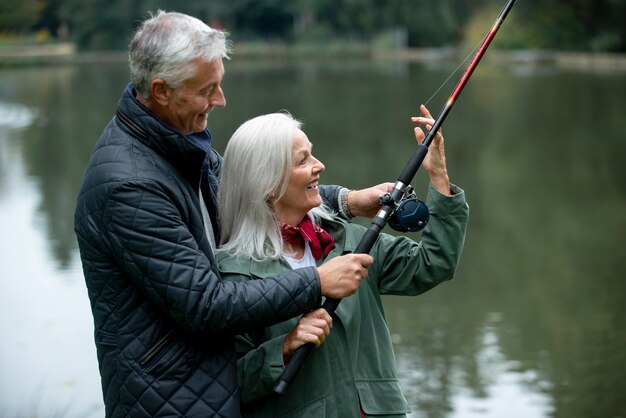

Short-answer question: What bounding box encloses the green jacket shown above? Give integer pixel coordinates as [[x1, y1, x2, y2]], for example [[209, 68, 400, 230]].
[[217, 185, 469, 418]]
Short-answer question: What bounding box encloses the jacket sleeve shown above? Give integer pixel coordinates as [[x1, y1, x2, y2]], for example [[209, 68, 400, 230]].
[[101, 180, 321, 336], [221, 268, 302, 403], [370, 183, 469, 295], [235, 331, 286, 403], [319, 184, 342, 213]]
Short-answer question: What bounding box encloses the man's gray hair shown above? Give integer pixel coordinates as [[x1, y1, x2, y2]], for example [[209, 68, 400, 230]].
[[217, 112, 331, 260], [129, 10, 231, 99]]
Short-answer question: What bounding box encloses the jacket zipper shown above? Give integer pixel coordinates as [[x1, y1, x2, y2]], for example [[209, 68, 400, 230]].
[[139, 329, 176, 367]]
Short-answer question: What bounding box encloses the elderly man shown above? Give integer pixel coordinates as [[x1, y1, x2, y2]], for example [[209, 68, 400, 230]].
[[74, 11, 388, 418]]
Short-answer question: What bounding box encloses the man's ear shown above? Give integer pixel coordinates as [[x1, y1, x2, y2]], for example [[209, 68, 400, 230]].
[[150, 79, 170, 106]]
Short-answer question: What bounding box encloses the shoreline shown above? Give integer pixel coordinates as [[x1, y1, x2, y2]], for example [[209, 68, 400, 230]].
[[1, 42, 625, 72], [0, 42, 77, 66], [374, 48, 626, 72]]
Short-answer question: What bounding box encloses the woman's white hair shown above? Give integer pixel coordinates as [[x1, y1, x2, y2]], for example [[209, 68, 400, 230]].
[[129, 10, 231, 99], [218, 112, 332, 260]]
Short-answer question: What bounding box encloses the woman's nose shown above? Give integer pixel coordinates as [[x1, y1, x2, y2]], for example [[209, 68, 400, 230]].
[[314, 158, 325, 173]]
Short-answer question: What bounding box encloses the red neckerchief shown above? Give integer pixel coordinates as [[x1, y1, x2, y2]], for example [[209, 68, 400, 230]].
[[279, 217, 335, 260]]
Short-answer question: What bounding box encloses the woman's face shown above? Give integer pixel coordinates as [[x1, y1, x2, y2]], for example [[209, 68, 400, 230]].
[[274, 129, 326, 225]]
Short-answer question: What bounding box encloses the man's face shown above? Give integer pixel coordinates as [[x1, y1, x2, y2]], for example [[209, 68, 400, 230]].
[[161, 58, 226, 135]]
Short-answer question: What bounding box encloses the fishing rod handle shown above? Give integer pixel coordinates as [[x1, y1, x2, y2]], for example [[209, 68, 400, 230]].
[[273, 338, 314, 395], [273, 226, 383, 395]]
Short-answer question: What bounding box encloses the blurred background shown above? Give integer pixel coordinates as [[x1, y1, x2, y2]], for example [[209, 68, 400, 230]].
[[1, 0, 625, 417], [2, 0, 626, 52]]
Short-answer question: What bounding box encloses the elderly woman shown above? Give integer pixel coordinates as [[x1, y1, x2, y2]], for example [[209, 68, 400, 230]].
[[217, 108, 469, 417]]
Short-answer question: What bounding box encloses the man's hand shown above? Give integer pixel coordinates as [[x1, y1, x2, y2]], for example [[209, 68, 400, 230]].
[[317, 253, 373, 299]]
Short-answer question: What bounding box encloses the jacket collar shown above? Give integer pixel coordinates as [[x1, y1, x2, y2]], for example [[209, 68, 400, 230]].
[[115, 83, 209, 185], [217, 216, 357, 279], [322, 216, 359, 255]]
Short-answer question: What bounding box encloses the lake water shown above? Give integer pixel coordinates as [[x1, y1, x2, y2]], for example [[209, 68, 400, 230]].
[[0, 56, 624, 418]]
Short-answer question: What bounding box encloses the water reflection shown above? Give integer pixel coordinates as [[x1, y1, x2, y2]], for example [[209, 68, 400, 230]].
[[0, 101, 39, 130], [0, 101, 103, 417], [0, 59, 624, 418], [396, 315, 553, 418]]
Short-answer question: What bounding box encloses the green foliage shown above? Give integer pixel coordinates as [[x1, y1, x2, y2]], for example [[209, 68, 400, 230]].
[[229, 0, 294, 40], [0, 0, 44, 33], [505, 0, 626, 52], [4, 0, 626, 52]]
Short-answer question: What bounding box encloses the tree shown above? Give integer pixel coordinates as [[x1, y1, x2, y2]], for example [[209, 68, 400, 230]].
[[0, 0, 44, 33], [231, 0, 294, 40], [16, 0, 625, 52]]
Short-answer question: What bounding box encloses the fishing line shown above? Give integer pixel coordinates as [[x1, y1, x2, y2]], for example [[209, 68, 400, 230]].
[[423, 39, 484, 107]]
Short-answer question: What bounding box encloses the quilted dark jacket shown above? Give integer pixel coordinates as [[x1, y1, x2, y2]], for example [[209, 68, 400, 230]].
[[74, 85, 324, 417]]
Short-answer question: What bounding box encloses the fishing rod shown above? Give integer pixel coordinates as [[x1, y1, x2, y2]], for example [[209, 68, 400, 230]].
[[274, 0, 518, 395]]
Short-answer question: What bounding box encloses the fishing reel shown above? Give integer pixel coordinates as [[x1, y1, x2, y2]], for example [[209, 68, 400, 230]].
[[387, 186, 429, 232]]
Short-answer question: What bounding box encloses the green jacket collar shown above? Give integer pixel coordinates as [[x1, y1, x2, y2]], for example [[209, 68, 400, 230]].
[[217, 215, 357, 277]]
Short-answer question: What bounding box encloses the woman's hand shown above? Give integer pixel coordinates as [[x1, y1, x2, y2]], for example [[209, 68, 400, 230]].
[[347, 182, 394, 218], [411, 104, 452, 196], [282, 308, 333, 365]]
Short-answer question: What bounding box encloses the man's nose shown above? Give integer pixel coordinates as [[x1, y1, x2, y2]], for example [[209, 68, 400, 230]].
[[211, 86, 226, 108]]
